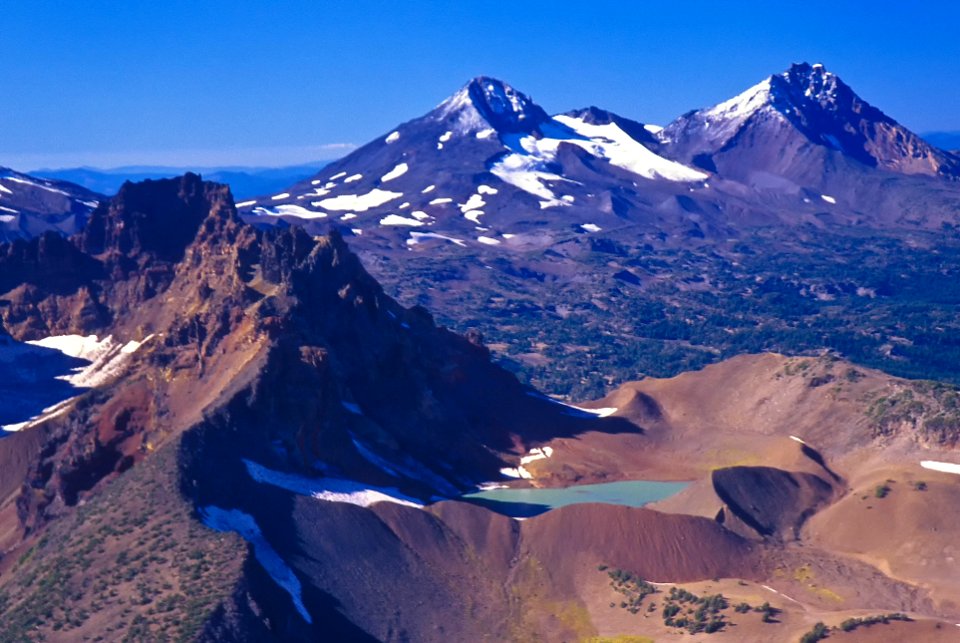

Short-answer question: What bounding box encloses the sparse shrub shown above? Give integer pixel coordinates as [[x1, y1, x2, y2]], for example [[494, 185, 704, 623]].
[[799, 621, 829, 643]]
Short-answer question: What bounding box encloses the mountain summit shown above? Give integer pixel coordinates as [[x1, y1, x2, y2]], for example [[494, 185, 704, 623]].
[[434, 76, 551, 135], [660, 62, 960, 180]]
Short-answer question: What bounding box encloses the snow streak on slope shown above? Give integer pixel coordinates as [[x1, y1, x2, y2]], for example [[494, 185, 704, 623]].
[[2, 334, 152, 432], [553, 115, 709, 181], [243, 459, 423, 508], [27, 334, 153, 388], [200, 506, 313, 623], [491, 115, 705, 204]]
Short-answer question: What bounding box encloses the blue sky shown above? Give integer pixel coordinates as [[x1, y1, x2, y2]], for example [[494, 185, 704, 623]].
[[3, 0, 959, 169]]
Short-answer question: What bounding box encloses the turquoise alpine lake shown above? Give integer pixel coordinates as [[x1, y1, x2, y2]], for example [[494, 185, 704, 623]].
[[460, 480, 688, 518]]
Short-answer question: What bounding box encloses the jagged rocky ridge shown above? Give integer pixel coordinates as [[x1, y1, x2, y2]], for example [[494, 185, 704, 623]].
[[0, 176, 662, 640], [0, 174, 635, 528], [2, 177, 958, 640]]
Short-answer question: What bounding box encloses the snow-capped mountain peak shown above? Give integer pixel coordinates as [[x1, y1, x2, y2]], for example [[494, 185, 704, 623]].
[[435, 76, 550, 135], [661, 62, 960, 179]]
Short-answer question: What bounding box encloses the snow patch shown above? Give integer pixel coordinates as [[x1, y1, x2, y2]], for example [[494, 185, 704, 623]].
[[2, 334, 153, 432], [920, 460, 960, 475], [526, 391, 617, 418], [344, 173, 362, 183], [477, 236, 500, 245], [380, 162, 409, 182], [421, 184, 436, 194], [491, 153, 569, 205], [257, 204, 328, 220], [406, 231, 465, 247], [552, 115, 708, 182], [329, 171, 347, 180], [429, 197, 453, 205], [460, 193, 486, 212], [1, 176, 72, 197], [580, 223, 601, 232], [27, 334, 152, 389], [200, 506, 312, 623], [520, 446, 554, 466], [271, 192, 290, 201], [379, 214, 424, 227], [820, 194, 837, 204], [234, 200, 256, 208], [243, 459, 422, 508], [477, 184, 498, 195], [385, 131, 400, 144], [314, 188, 402, 212]]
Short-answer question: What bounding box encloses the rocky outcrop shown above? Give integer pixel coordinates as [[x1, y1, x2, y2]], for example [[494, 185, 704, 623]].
[[0, 173, 225, 338]]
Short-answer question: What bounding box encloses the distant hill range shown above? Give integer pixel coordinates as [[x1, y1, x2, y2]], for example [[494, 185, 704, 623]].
[[923, 131, 960, 153], [34, 163, 328, 200]]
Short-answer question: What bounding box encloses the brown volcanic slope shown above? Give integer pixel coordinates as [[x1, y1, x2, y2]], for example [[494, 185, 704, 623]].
[[531, 352, 960, 622], [1, 176, 959, 641]]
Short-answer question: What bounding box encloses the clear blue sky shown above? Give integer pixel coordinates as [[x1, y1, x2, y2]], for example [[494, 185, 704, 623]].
[[3, 0, 959, 170]]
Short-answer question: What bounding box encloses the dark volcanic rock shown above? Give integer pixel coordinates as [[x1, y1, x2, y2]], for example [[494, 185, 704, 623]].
[[0, 173, 229, 338]]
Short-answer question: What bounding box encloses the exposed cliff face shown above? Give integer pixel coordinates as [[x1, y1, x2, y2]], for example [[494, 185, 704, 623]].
[[0, 174, 225, 339]]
